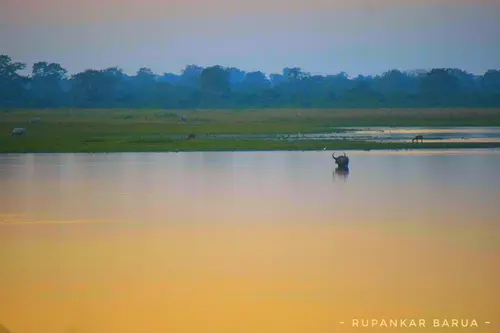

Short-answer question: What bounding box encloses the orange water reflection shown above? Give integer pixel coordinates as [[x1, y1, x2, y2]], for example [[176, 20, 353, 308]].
[[1, 151, 499, 333]]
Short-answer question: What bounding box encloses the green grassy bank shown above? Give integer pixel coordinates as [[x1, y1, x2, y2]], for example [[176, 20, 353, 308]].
[[1, 108, 500, 153]]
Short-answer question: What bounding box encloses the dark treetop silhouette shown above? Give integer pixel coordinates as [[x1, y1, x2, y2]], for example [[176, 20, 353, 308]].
[[1, 54, 500, 109]]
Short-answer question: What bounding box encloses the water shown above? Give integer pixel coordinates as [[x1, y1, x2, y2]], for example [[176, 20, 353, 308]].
[[197, 127, 500, 143], [1, 150, 500, 333], [330, 126, 500, 143]]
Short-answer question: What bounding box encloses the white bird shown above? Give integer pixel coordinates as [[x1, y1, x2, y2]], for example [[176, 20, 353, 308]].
[[323, 147, 327, 151]]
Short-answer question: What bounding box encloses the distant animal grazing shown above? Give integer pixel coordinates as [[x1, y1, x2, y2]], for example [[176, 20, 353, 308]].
[[181, 116, 187, 122], [187, 133, 196, 140], [30, 117, 41, 123], [332, 152, 349, 170], [412, 135, 424, 143], [10, 128, 28, 136]]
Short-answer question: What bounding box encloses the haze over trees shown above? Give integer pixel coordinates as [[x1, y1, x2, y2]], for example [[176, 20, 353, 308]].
[[1, 54, 500, 109]]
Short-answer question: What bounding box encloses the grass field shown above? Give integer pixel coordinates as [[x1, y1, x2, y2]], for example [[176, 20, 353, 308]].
[[1, 108, 500, 153]]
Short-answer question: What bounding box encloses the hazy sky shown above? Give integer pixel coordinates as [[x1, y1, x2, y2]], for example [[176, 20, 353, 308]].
[[2, 0, 500, 76]]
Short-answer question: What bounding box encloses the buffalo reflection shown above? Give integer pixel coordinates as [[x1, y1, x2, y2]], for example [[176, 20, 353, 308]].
[[332, 167, 349, 182]]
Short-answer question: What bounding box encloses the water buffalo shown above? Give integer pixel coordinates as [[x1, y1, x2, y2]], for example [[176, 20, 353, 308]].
[[412, 135, 424, 143], [332, 152, 349, 170], [187, 133, 196, 140], [10, 128, 28, 136]]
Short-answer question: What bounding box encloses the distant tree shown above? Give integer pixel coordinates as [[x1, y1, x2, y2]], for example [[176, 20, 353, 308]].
[[200, 65, 230, 95], [324, 72, 353, 97], [296, 75, 333, 107], [269, 73, 286, 87], [161, 72, 181, 84], [283, 67, 309, 81], [418, 68, 463, 106], [1, 53, 500, 109], [128, 67, 158, 106], [241, 71, 270, 92], [375, 70, 414, 94], [134, 67, 155, 84], [481, 70, 500, 93], [101, 67, 126, 103], [70, 68, 125, 107], [0, 54, 28, 106], [448, 68, 478, 92], [70, 69, 103, 106], [228, 67, 246, 85], [180, 65, 204, 87], [420, 69, 460, 95], [30, 61, 68, 107], [342, 81, 384, 106], [352, 74, 373, 82], [275, 67, 311, 103]]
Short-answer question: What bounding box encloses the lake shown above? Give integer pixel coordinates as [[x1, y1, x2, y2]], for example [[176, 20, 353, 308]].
[[1, 150, 499, 333]]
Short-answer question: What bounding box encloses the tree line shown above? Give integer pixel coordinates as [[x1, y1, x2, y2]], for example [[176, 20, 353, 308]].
[[1, 54, 500, 109]]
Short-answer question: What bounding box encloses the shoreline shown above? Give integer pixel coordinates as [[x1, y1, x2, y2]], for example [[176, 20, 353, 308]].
[[1, 141, 500, 154]]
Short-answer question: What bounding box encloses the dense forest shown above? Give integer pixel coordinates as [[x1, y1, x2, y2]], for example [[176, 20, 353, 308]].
[[1, 54, 500, 109]]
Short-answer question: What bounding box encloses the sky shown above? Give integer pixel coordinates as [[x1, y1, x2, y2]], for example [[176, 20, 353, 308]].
[[1, 0, 500, 76]]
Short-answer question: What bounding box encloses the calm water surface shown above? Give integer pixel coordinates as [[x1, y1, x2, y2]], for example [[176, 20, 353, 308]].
[[305, 126, 500, 142], [1, 150, 500, 333], [223, 127, 500, 143]]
